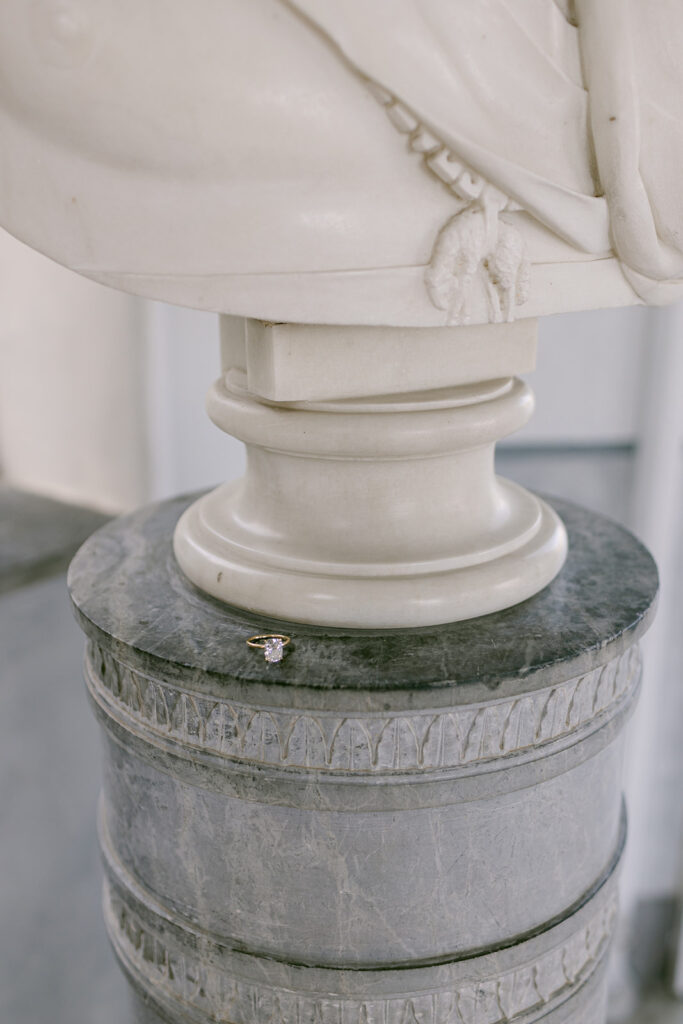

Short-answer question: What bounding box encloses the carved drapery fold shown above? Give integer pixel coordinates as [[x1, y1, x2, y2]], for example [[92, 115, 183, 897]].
[[286, 0, 683, 306]]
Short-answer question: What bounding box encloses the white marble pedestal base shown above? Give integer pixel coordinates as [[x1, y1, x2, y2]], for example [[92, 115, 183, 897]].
[[174, 318, 567, 627]]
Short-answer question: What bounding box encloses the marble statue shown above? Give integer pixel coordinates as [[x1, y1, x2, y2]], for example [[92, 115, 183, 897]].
[[1, 6, 670, 1023], [1, 0, 682, 327]]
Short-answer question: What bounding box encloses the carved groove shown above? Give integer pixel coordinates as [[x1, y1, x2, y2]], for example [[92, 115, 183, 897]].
[[86, 643, 640, 774], [369, 84, 511, 211], [367, 81, 530, 325], [105, 880, 617, 1024]]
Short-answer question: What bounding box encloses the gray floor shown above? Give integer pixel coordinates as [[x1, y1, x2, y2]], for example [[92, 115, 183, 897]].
[[0, 572, 129, 1024], [634, 995, 683, 1024], [0, 457, 680, 1024], [0, 483, 108, 594]]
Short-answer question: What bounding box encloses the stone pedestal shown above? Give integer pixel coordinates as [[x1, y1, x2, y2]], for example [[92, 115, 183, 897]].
[[173, 319, 567, 628], [68, 493, 657, 1024]]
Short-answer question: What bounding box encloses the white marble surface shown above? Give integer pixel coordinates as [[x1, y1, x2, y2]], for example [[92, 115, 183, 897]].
[[175, 319, 567, 626], [1, 4, 683, 323]]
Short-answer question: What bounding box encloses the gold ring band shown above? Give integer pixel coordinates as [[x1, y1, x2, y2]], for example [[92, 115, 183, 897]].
[[246, 634, 291, 649], [246, 634, 291, 664]]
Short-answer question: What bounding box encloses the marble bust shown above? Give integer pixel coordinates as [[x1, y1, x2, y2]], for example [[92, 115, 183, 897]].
[[1, 0, 682, 327], [2, 1, 682, 626]]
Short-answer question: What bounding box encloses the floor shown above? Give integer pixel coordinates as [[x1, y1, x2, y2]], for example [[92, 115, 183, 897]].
[[634, 996, 683, 1024], [0, 463, 680, 1024], [0, 570, 130, 1024]]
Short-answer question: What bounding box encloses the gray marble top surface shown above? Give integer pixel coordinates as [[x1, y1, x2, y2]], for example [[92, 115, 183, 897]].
[[68, 493, 657, 704]]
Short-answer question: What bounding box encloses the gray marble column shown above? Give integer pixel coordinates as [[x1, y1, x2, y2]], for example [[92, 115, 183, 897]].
[[68, 494, 657, 1024]]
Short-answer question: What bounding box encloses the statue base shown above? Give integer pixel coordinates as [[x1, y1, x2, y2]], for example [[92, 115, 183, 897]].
[[173, 318, 567, 627], [68, 493, 657, 1024]]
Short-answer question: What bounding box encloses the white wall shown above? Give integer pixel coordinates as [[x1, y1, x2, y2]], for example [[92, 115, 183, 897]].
[[621, 304, 683, 907], [0, 231, 150, 513], [144, 302, 244, 502], [520, 305, 650, 446]]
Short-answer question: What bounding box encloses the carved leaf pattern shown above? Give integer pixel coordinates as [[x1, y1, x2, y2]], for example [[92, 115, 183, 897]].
[[106, 883, 617, 1024], [87, 643, 640, 775]]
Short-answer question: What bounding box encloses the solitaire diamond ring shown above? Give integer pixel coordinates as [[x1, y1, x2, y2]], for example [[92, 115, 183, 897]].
[[246, 634, 291, 663]]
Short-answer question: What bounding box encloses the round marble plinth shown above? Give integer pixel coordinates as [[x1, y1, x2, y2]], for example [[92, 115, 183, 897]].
[[174, 371, 568, 628], [68, 493, 657, 1023]]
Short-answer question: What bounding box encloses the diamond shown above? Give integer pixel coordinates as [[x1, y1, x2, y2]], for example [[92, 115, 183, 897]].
[[263, 637, 285, 664]]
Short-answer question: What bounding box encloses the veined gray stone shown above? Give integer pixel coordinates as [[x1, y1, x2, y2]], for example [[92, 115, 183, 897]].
[[68, 493, 657, 1023], [112, 854, 618, 1024]]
